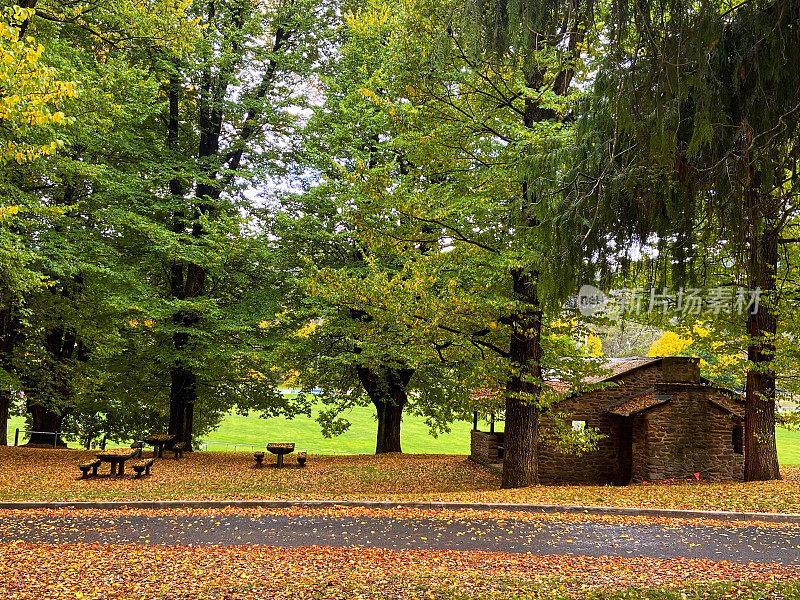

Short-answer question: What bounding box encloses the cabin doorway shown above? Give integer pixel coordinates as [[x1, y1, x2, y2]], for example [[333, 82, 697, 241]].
[[617, 417, 633, 485]]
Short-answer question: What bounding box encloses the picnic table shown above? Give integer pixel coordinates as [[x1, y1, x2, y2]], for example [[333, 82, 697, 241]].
[[96, 448, 141, 477], [267, 443, 294, 468], [143, 433, 177, 458]]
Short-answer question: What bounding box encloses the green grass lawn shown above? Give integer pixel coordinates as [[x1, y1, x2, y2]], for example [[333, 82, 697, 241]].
[[776, 426, 800, 465], [194, 403, 475, 454], [6, 408, 800, 463]]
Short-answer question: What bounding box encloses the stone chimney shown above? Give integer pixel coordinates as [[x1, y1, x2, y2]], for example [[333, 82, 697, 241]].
[[661, 356, 701, 384]]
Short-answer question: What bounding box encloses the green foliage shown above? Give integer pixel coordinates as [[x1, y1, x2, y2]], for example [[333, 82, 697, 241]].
[[0, 0, 332, 445], [273, 0, 610, 468], [0, 1, 199, 430], [271, 0, 476, 440], [574, 0, 800, 294]]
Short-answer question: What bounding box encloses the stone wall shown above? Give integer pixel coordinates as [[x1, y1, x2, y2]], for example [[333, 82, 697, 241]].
[[631, 416, 649, 482], [470, 430, 504, 466], [493, 357, 744, 484], [661, 356, 701, 384], [538, 363, 664, 484], [631, 386, 744, 482]]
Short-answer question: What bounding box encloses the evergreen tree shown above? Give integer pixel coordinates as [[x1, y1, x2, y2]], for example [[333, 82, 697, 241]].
[[578, 0, 800, 480]]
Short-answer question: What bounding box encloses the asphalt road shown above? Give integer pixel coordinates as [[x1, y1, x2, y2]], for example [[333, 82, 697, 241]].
[[1, 513, 799, 564]]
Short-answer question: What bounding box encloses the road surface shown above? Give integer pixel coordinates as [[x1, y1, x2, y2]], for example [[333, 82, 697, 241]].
[[2, 512, 799, 564]]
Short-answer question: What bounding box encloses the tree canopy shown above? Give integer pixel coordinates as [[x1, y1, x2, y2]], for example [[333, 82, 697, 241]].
[[1, 0, 799, 488]]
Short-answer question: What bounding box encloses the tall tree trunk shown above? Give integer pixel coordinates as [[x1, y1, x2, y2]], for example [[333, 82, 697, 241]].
[[501, 268, 543, 489], [166, 68, 201, 451], [744, 198, 780, 481], [163, 8, 289, 449], [169, 363, 197, 447], [374, 397, 404, 453], [0, 390, 9, 445], [0, 306, 22, 446], [168, 304, 199, 448], [27, 403, 67, 446], [501, 89, 545, 489], [357, 365, 413, 454], [167, 264, 204, 447]]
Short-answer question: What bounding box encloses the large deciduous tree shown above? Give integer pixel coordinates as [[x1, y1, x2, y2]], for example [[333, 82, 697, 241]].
[[1, 0, 325, 448], [286, 0, 604, 479], [274, 5, 473, 453], [398, 0, 597, 488], [158, 0, 329, 447], [3, 0, 198, 445]]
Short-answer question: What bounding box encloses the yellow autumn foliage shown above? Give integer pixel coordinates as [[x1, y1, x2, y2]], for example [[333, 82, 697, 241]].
[[295, 321, 318, 337], [0, 6, 77, 164], [647, 331, 693, 357], [586, 332, 603, 357]]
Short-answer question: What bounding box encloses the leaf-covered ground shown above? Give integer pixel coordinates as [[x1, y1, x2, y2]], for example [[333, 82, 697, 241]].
[[3, 505, 797, 528], [2, 506, 798, 597], [3, 446, 800, 514], [0, 541, 797, 600], [4, 505, 800, 566]]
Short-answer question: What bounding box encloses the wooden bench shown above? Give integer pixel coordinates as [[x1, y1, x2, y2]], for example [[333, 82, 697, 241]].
[[253, 451, 265, 467], [130, 441, 143, 449], [78, 459, 101, 478], [131, 458, 155, 478], [169, 442, 186, 458], [297, 451, 307, 467]]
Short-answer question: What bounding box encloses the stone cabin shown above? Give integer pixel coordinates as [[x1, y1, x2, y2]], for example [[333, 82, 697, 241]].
[[470, 356, 745, 484]]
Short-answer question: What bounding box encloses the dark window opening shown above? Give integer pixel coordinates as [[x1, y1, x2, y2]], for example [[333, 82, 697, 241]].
[[732, 426, 744, 455]]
